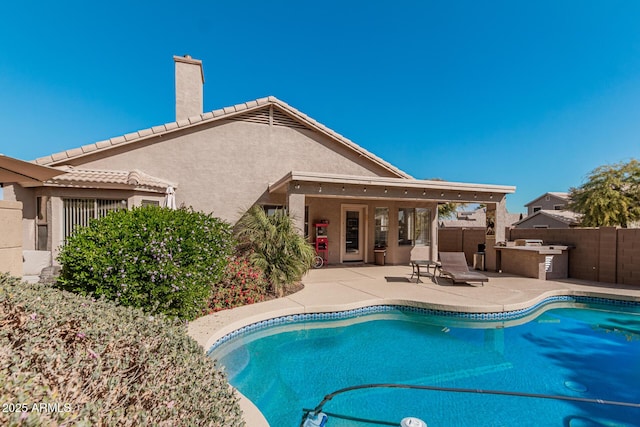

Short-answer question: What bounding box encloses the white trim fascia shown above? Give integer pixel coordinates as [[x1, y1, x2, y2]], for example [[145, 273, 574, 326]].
[[270, 171, 516, 195]]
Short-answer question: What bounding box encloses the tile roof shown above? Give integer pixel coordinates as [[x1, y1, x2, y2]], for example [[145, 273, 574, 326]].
[[46, 166, 175, 193], [35, 96, 412, 179]]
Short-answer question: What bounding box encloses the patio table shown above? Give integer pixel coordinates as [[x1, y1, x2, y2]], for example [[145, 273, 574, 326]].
[[409, 260, 440, 284]]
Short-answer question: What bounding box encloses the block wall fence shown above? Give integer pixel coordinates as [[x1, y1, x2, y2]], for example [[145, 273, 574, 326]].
[[438, 227, 640, 286]]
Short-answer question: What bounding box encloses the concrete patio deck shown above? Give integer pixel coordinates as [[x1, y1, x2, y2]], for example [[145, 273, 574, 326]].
[[187, 265, 640, 427]]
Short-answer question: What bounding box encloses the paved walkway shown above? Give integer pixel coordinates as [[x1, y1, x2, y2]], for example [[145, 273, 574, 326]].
[[187, 265, 640, 426]]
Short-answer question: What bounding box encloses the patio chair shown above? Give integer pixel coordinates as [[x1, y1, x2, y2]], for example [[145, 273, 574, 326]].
[[438, 252, 488, 286]]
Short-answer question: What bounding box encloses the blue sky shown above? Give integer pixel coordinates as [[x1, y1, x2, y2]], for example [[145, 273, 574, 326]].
[[1, 1, 639, 213]]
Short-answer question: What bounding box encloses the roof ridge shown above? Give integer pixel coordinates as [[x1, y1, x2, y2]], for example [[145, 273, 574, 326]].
[[34, 96, 412, 179]]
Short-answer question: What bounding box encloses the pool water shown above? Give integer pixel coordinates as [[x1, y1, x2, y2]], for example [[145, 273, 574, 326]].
[[210, 302, 640, 426]]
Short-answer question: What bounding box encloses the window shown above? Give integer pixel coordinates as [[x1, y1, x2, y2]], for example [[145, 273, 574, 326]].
[[304, 206, 309, 240], [262, 204, 308, 237], [398, 208, 414, 246], [553, 204, 564, 210], [262, 205, 286, 216], [141, 199, 160, 207], [374, 207, 389, 247], [399, 208, 431, 246], [532, 206, 542, 212], [414, 208, 431, 246], [63, 198, 127, 240], [36, 196, 48, 251]]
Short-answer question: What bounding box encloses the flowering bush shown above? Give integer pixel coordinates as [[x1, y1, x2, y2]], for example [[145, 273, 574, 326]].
[[208, 255, 269, 312], [56, 206, 234, 320]]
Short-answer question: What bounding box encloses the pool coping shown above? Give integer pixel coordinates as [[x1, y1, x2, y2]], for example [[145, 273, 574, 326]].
[[206, 294, 639, 355], [187, 265, 640, 427]]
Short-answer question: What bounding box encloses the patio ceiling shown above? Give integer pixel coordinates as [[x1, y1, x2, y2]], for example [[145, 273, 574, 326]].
[[269, 171, 516, 203]]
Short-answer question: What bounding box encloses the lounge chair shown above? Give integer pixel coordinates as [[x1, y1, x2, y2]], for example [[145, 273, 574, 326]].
[[438, 252, 488, 286]]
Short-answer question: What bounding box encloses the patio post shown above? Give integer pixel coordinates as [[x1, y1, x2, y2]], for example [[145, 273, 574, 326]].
[[430, 201, 439, 261], [485, 196, 507, 271], [287, 189, 306, 236]]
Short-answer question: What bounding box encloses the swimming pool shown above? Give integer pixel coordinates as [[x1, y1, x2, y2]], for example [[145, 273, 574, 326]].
[[209, 298, 640, 426]]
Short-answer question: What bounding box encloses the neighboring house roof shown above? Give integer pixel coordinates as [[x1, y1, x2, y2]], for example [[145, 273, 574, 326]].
[[513, 209, 580, 227], [439, 207, 523, 228], [34, 96, 412, 180], [525, 192, 569, 207], [45, 166, 175, 193]]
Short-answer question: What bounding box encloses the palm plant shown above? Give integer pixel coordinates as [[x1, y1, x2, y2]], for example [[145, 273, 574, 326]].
[[234, 205, 314, 296]]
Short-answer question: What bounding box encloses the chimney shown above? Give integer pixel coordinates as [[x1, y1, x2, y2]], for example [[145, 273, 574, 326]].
[[173, 54, 204, 121]]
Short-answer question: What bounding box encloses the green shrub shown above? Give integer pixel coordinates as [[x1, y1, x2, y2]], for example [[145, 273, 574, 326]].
[[234, 205, 314, 296], [207, 255, 269, 312], [56, 206, 233, 320], [0, 274, 244, 426]]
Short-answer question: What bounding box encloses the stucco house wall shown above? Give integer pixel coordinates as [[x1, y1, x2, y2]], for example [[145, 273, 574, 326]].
[[525, 192, 568, 215], [0, 200, 23, 277], [73, 117, 396, 223]]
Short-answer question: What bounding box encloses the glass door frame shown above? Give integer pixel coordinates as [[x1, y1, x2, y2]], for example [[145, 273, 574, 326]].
[[340, 204, 368, 263]]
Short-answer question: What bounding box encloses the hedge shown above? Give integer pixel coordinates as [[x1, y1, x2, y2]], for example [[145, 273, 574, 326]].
[[0, 274, 244, 426]]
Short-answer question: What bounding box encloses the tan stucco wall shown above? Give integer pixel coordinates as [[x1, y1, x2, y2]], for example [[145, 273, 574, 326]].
[[0, 200, 24, 277], [526, 195, 567, 215], [75, 119, 398, 223]]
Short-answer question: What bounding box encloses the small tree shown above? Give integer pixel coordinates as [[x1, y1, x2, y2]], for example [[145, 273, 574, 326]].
[[56, 206, 234, 320], [438, 202, 468, 219], [234, 205, 314, 296], [568, 159, 640, 228]]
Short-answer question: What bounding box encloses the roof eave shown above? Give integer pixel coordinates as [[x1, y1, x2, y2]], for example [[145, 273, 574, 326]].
[[269, 171, 516, 195]]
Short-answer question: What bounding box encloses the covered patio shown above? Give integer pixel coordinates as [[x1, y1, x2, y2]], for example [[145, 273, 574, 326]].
[[269, 171, 516, 269]]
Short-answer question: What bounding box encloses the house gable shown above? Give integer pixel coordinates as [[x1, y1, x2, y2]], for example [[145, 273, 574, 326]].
[[34, 97, 414, 221], [36, 96, 410, 180], [513, 209, 579, 229], [525, 192, 569, 208]]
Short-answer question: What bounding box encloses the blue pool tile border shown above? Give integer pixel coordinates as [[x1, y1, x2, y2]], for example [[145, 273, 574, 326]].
[[206, 296, 639, 355]]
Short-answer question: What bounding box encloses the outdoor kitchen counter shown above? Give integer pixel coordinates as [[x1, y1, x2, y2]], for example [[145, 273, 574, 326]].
[[495, 245, 570, 280]]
